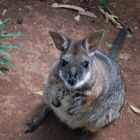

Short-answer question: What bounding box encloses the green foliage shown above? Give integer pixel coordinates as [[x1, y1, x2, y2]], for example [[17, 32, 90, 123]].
[[0, 32, 21, 38], [0, 44, 20, 51], [100, 0, 109, 10], [0, 18, 20, 75], [0, 57, 13, 66], [0, 18, 8, 32]]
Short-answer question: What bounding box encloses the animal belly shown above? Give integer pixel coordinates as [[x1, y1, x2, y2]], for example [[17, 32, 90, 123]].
[[52, 97, 87, 129], [43, 88, 86, 129]]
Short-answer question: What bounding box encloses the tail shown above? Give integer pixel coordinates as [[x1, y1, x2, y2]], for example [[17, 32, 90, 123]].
[[109, 23, 129, 59]]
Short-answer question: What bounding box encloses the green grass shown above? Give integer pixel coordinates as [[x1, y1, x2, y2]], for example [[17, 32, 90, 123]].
[[0, 18, 20, 75]]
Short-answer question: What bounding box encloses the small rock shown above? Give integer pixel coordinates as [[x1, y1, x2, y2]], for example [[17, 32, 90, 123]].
[[17, 18, 23, 24], [74, 14, 80, 22], [18, 8, 22, 11], [134, 48, 137, 51], [134, 26, 138, 30]]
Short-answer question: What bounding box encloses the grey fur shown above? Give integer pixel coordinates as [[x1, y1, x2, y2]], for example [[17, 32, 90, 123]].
[[42, 25, 127, 133]]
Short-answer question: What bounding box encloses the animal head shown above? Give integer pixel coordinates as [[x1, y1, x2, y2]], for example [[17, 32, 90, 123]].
[[49, 30, 104, 90]]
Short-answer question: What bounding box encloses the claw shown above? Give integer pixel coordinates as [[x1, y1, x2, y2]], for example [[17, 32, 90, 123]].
[[52, 89, 64, 107], [68, 95, 85, 115]]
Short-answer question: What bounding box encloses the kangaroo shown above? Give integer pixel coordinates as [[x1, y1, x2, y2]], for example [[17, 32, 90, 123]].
[[25, 24, 128, 140]]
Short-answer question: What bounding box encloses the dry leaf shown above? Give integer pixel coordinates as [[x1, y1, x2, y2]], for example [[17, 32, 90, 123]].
[[51, 3, 97, 18], [35, 91, 43, 96], [98, 5, 132, 34], [118, 53, 131, 60], [51, 3, 85, 12], [1, 9, 7, 16], [129, 104, 140, 114], [106, 43, 113, 48], [78, 10, 97, 18]]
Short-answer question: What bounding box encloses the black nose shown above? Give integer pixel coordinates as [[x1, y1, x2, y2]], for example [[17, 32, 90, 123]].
[[68, 76, 77, 86]]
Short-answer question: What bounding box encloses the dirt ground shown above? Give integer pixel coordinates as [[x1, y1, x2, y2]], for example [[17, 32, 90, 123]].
[[0, 0, 140, 140]]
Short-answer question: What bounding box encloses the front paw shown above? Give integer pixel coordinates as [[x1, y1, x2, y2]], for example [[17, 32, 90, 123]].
[[68, 95, 85, 115], [52, 89, 65, 107]]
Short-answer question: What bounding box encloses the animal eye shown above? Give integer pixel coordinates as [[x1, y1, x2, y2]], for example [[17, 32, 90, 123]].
[[61, 59, 68, 67], [82, 61, 89, 68]]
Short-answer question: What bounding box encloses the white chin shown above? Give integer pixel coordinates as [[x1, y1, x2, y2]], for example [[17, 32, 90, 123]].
[[59, 71, 91, 90], [64, 83, 80, 90], [65, 84, 77, 90], [67, 74, 91, 90]]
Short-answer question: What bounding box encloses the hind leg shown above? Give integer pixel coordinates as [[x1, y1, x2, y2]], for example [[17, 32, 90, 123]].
[[80, 129, 89, 140], [25, 106, 51, 133]]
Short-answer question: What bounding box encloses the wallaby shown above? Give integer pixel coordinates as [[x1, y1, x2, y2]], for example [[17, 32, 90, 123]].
[[25, 24, 128, 140]]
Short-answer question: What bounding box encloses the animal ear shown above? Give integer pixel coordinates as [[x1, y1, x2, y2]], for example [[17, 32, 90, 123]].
[[83, 30, 105, 52], [49, 31, 70, 52]]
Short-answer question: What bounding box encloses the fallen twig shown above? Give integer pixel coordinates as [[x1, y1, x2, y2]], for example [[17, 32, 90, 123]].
[[51, 3, 97, 19], [98, 5, 132, 34]]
